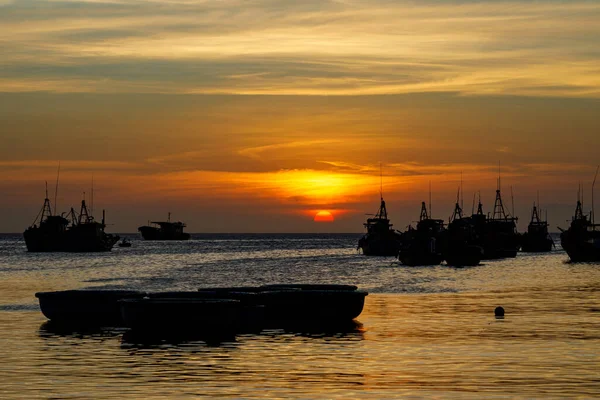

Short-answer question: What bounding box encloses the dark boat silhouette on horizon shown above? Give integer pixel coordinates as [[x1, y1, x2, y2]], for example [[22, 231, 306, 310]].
[[520, 202, 554, 252], [398, 201, 445, 266], [559, 186, 600, 262], [23, 186, 119, 252], [357, 195, 402, 256], [138, 212, 190, 240], [440, 194, 483, 267], [470, 186, 519, 260]]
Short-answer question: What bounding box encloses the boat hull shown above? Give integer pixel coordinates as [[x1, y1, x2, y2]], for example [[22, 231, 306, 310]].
[[138, 226, 190, 240], [259, 290, 368, 324], [444, 245, 483, 267], [561, 232, 600, 262], [358, 233, 402, 256], [119, 298, 242, 334], [35, 290, 145, 325], [24, 228, 119, 252], [520, 233, 554, 252]]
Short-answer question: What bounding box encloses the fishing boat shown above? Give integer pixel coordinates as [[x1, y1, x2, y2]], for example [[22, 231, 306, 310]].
[[559, 182, 600, 262], [470, 187, 519, 259], [23, 186, 119, 252], [138, 212, 190, 240], [520, 202, 554, 252], [398, 202, 445, 266], [357, 195, 402, 256], [441, 194, 482, 266]]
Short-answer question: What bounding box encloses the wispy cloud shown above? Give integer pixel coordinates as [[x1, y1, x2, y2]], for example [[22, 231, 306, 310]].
[[1, 1, 599, 97], [238, 140, 341, 161]]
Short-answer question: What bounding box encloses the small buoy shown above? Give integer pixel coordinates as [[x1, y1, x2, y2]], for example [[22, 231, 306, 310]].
[[494, 306, 505, 317]]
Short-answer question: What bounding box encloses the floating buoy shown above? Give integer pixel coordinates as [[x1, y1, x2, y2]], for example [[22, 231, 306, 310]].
[[494, 306, 505, 317]]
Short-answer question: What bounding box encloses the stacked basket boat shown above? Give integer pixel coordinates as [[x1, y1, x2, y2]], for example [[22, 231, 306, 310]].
[[35, 284, 368, 337]]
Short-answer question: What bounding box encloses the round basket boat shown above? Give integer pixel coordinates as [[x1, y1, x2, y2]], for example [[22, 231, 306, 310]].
[[35, 290, 145, 325], [119, 298, 242, 334], [260, 284, 358, 291], [259, 289, 368, 324], [148, 291, 265, 332]]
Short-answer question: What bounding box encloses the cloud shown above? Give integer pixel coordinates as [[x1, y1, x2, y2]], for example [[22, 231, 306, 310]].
[[0, 1, 599, 97], [238, 140, 341, 161], [0, 159, 142, 171]]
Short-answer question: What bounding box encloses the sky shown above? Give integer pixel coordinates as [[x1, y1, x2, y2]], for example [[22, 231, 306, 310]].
[[1, 0, 599, 233]]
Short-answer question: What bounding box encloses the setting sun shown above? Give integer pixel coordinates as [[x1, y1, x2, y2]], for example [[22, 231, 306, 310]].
[[314, 211, 334, 222]]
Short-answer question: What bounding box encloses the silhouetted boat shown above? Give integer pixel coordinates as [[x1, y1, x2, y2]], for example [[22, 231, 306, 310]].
[[440, 198, 482, 266], [196, 284, 367, 324], [559, 198, 600, 262], [35, 290, 145, 325], [398, 202, 445, 266], [35, 284, 368, 335], [24, 187, 119, 252], [138, 212, 190, 240], [357, 196, 402, 256], [470, 188, 519, 259], [520, 203, 554, 252]]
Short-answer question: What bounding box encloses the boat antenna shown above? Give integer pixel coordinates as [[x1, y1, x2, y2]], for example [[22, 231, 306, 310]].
[[471, 192, 476, 215], [91, 174, 94, 217], [380, 162, 383, 201], [460, 171, 464, 210], [498, 160, 501, 192], [592, 165, 599, 224], [45, 181, 52, 216], [53, 161, 60, 215], [511, 185, 515, 218]]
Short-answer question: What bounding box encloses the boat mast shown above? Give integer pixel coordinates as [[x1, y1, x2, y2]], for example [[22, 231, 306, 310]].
[[460, 171, 464, 210], [53, 161, 60, 216], [574, 184, 584, 221], [420, 201, 429, 221], [78, 192, 90, 224], [451, 187, 463, 222], [41, 181, 52, 219], [380, 162, 383, 202], [592, 165, 599, 225], [375, 163, 388, 220], [510, 185, 515, 218], [476, 192, 484, 215], [492, 165, 507, 220], [531, 202, 540, 224], [91, 174, 94, 217]]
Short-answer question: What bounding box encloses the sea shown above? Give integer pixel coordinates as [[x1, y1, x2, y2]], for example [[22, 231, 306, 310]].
[[0, 233, 599, 399]]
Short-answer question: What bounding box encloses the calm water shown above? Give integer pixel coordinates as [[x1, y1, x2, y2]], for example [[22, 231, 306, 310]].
[[1, 233, 599, 398]]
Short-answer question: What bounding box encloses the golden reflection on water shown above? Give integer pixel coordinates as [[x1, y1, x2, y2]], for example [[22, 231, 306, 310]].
[[1, 290, 599, 399], [2, 235, 600, 398]]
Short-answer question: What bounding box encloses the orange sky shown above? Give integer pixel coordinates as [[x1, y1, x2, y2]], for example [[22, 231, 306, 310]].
[[1, 1, 599, 232]]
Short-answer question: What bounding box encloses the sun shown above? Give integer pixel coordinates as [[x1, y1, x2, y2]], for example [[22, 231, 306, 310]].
[[314, 210, 334, 222]]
